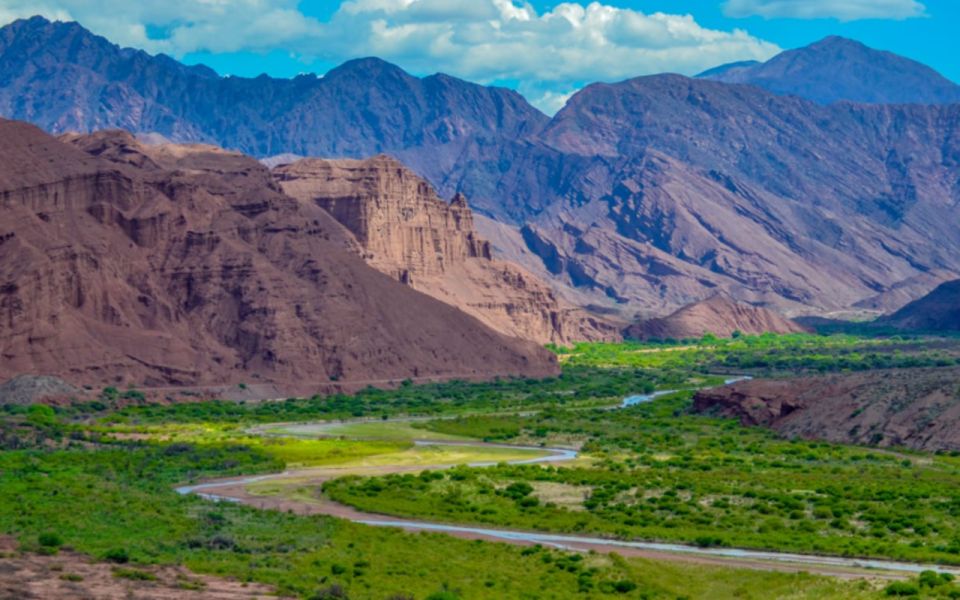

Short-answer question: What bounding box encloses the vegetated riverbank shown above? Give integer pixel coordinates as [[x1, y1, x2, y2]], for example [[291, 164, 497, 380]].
[[7, 334, 960, 599]]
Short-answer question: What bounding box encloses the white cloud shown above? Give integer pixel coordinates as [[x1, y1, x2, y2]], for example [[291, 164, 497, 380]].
[[1, 0, 781, 113], [723, 0, 927, 21]]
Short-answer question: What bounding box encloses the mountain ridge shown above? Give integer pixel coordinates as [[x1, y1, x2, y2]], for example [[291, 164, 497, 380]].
[[700, 35, 960, 105]]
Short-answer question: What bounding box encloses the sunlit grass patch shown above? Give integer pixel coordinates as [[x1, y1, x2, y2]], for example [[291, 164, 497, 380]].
[[270, 420, 471, 442], [256, 438, 411, 467]]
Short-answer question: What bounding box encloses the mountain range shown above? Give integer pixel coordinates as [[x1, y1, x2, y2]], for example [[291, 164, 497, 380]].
[[2, 15, 959, 324]]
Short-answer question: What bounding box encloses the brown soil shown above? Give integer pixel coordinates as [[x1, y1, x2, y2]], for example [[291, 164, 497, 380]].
[[0, 537, 281, 599]]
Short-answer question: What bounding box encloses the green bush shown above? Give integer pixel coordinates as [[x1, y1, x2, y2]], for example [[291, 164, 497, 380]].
[[103, 548, 130, 564], [37, 532, 63, 548], [884, 581, 920, 596], [113, 568, 156, 581]]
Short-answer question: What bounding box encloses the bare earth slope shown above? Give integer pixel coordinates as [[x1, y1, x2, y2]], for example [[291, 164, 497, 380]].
[[626, 294, 809, 340], [480, 75, 960, 318], [273, 156, 619, 344], [878, 280, 960, 331], [0, 120, 557, 391], [0, 537, 281, 599], [693, 368, 960, 452]]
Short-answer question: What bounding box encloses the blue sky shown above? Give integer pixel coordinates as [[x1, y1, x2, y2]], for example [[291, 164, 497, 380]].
[[1, 1, 955, 113]]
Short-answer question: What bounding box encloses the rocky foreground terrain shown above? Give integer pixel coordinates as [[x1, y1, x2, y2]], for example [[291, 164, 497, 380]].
[[694, 368, 960, 452], [0, 537, 281, 599], [0, 119, 558, 392], [273, 156, 619, 344], [626, 294, 808, 340]]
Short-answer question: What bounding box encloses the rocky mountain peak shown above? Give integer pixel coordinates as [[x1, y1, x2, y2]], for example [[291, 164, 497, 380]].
[[700, 35, 960, 104]]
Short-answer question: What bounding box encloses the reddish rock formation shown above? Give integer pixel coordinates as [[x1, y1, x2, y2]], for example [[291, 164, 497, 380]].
[[626, 294, 809, 340], [693, 368, 960, 452], [273, 156, 619, 344], [0, 120, 558, 393]]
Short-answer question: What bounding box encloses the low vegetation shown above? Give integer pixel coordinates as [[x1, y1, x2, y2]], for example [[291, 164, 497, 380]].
[[5, 333, 960, 598]]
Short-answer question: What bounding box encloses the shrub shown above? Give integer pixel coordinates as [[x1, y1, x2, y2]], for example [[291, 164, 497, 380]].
[[113, 568, 156, 581], [518, 496, 539, 508], [103, 548, 130, 564], [37, 532, 63, 548], [27, 404, 56, 427], [311, 584, 349, 600], [884, 581, 919, 596], [503, 482, 534, 499]]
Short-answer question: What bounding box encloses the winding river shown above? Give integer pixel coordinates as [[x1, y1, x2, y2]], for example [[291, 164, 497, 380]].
[[176, 377, 960, 578]]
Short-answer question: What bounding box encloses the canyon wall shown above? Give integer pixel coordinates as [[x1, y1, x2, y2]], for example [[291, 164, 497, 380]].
[[0, 121, 559, 392], [274, 157, 620, 344]]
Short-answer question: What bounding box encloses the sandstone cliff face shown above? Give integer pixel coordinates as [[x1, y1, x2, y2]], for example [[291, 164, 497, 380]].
[[626, 294, 810, 340], [0, 120, 559, 392], [274, 157, 490, 281], [273, 157, 619, 344]]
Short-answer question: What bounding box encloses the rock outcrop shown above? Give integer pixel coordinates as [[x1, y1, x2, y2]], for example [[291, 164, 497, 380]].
[[626, 294, 810, 340], [273, 157, 619, 344], [0, 119, 558, 393], [693, 368, 960, 452], [0, 375, 79, 406]]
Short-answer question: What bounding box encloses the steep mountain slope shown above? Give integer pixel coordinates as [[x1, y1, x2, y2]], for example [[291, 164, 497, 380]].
[[700, 36, 960, 105], [0, 119, 558, 391], [878, 280, 960, 331], [272, 156, 619, 344], [477, 74, 960, 317], [626, 294, 808, 340], [693, 368, 960, 452], [0, 16, 546, 187]]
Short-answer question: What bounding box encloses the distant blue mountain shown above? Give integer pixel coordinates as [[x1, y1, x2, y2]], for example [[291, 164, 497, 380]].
[[699, 36, 960, 105]]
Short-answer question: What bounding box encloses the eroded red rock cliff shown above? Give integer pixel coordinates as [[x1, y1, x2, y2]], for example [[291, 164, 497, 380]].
[[0, 121, 558, 392], [273, 156, 619, 344]]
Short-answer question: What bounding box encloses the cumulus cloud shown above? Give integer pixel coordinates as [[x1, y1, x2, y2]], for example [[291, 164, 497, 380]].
[[723, 0, 927, 21], [0, 0, 781, 113]]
